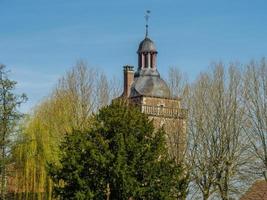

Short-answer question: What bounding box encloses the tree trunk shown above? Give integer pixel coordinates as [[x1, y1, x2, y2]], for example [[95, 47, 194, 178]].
[[203, 191, 210, 200], [203, 195, 209, 200], [1, 145, 6, 200]]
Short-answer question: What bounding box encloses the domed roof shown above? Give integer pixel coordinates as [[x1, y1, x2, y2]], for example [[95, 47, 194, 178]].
[[137, 37, 157, 53], [130, 69, 170, 98]]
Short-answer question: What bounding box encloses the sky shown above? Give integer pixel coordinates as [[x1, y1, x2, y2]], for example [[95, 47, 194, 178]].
[[1, 0, 267, 112]]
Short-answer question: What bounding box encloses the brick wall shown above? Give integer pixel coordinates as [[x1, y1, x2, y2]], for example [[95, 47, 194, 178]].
[[129, 95, 187, 162]]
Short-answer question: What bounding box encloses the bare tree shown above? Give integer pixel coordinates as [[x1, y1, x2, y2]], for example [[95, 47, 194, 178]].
[[188, 63, 253, 200], [109, 75, 122, 100], [10, 60, 123, 198], [168, 67, 188, 99], [53, 60, 121, 130], [167, 67, 189, 161], [187, 72, 218, 200], [242, 58, 267, 181], [96, 73, 109, 109], [54, 60, 98, 130]]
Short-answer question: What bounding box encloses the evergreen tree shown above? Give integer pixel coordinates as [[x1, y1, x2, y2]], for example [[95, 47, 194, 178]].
[[49, 100, 188, 200]]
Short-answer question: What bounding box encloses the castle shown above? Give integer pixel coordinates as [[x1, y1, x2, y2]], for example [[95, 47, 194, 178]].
[[121, 30, 187, 161]]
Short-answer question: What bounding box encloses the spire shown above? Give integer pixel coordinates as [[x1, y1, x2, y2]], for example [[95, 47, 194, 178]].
[[145, 10, 150, 38], [137, 10, 158, 72]]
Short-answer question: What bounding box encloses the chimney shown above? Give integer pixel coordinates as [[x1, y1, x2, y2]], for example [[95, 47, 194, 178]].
[[123, 65, 134, 97]]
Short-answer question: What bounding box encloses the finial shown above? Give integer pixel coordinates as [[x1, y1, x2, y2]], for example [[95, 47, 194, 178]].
[[145, 10, 150, 37]]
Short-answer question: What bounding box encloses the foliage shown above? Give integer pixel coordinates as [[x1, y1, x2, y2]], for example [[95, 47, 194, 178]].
[[10, 58, 267, 200], [49, 100, 188, 200], [11, 61, 121, 199], [0, 64, 27, 200]]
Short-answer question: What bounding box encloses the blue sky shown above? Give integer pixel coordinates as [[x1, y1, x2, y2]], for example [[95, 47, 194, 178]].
[[1, 0, 267, 112]]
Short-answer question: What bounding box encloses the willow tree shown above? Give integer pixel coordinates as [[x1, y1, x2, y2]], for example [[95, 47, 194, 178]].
[[11, 60, 120, 199], [0, 64, 27, 200]]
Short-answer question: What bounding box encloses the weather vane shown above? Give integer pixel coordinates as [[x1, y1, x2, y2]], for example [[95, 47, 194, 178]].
[[145, 10, 151, 37]]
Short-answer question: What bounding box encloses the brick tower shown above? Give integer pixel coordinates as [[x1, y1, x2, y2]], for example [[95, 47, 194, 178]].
[[121, 27, 187, 161]]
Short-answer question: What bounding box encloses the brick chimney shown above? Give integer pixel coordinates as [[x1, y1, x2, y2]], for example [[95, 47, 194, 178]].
[[123, 65, 134, 97]]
